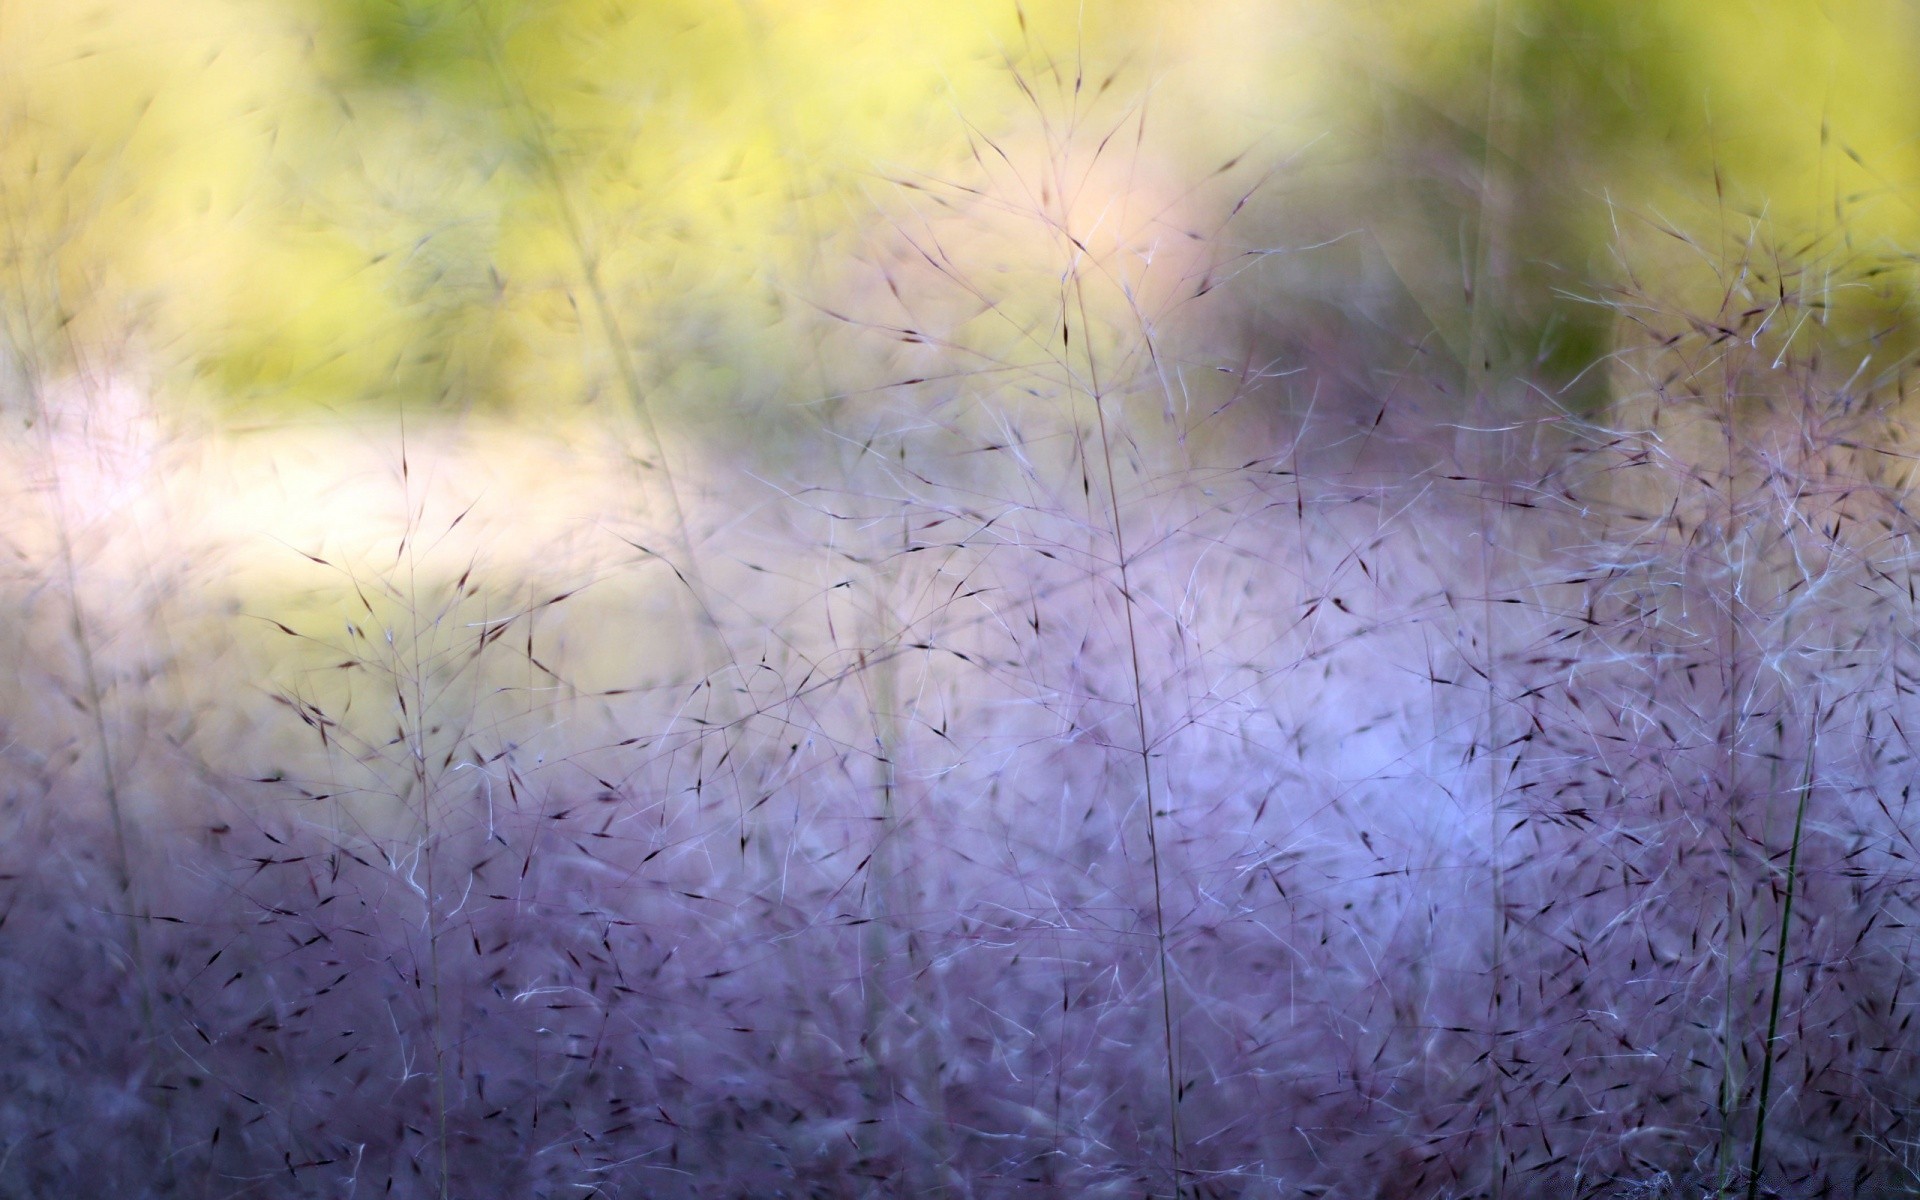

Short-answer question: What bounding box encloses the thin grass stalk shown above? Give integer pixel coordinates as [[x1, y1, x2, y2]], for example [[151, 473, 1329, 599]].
[[1467, 1, 1513, 1189], [1745, 690, 1819, 1200], [1717, 316, 1748, 1200], [46, 448, 144, 981], [467, 2, 759, 862], [10, 322, 180, 1179], [858, 680, 900, 1179], [1700, 242, 1773, 1197], [1476, 462, 1509, 1200], [20, 335, 171, 1134], [0, 297, 155, 1022], [853, 525, 951, 1190], [393, 431, 454, 1200], [1703, 170, 1741, 1200], [1069, 263, 1181, 1195]]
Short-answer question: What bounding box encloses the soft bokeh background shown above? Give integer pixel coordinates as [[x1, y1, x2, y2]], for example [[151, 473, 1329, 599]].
[[7, 0, 1920, 430], [11, 4, 1920, 1197]]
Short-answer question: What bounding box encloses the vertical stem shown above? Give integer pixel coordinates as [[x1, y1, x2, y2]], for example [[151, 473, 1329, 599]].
[[1715, 283, 1747, 1197], [1466, 1, 1510, 1191], [1746, 693, 1819, 1200], [469, 4, 756, 861], [1068, 265, 1180, 1195], [857, 553, 899, 1177], [23, 355, 161, 1079], [397, 429, 451, 1200]]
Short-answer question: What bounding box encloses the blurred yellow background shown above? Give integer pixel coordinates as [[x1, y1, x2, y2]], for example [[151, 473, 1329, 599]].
[[2, 0, 1917, 428]]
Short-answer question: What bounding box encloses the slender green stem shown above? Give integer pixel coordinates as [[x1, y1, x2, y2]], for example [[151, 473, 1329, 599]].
[[1746, 695, 1819, 1200]]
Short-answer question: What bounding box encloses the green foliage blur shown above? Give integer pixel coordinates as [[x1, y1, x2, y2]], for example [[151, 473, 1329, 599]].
[[3, 0, 1918, 425]]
